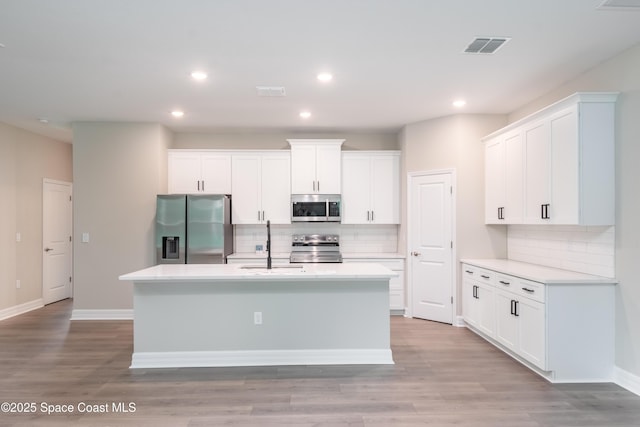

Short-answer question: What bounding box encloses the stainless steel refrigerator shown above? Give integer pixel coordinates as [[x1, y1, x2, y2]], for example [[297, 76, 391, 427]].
[[155, 194, 233, 264]]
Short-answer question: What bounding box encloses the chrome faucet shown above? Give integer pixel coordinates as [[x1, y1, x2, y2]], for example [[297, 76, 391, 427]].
[[266, 220, 272, 270]]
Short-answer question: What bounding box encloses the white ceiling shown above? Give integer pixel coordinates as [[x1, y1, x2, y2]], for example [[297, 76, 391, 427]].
[[1, 0, 640, 143]]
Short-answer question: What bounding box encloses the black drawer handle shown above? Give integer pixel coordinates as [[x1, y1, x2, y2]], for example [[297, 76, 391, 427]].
[[499, 280, 510, 286], [480, 275, 490, 279], [522, 287, 535, 293], [465, 270, 474, 274]]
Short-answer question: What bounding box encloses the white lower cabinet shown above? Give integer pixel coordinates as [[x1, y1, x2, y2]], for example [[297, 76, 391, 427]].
[[494, 287, 545, 369], [343, 257, 405, 312], [461, 261, 615, 382], [462, 266, 495, 337]]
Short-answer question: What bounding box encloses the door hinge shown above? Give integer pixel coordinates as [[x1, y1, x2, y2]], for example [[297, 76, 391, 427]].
[[69, 195, 72, 202], [450, 186, 452, 194], [69, 236, 72, 242], [451, 296, 453, 304], [69, 276, 72, 283], [450, 241, 453, 249]]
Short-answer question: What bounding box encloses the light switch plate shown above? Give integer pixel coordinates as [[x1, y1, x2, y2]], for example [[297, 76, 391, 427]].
[[16, 232, 21, 242], [82, 233, 90, 243]]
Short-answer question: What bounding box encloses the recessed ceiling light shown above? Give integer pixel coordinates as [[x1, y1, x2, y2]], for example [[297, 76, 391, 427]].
[[317, 73, 333, 82], [38, 118, 49, 124], [453, 100, 467, 108], [299, 111, 312, 119], [191, 71, 208, 81], [171, 110, 185, 118]]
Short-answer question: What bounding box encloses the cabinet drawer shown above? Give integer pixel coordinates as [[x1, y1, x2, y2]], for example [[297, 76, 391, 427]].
[[514, 278, 545, 303], [462, 265, 494, 284]]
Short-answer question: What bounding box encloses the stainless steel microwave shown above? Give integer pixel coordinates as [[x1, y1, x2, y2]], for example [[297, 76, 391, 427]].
[[291, 194, 341, 222]]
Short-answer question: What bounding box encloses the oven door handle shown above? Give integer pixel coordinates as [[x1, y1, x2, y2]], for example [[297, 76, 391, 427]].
[[326, 199, 329, 221]]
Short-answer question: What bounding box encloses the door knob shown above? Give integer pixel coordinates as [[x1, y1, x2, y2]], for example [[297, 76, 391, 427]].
[[44, 247, 53, 252], [412, 251, 421, 256]]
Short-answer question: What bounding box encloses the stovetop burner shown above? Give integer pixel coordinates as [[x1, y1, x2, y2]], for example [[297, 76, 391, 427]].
[[290, 234, 342, 263]]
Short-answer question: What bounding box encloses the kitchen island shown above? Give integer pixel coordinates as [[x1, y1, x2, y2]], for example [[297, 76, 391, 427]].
[[119, 263, 396, 369]]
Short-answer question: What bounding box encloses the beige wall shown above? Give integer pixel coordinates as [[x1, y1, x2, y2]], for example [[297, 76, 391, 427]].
[[0, 123, 72, 311], [509, 43, 640, 378], [72, 123, 170, 310], [173, 132, 399, 150], [400, 114, 508, 315]]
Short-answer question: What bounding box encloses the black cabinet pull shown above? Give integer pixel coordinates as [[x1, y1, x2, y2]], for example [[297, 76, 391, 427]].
[[522, 287, 535, 293], [480, 275, 490, 279], [465, 270, 474, 274], [541, 204, 550, 219], [499, 280, 510, 286], [497, 207, 505, 220], [510, 300, 520, 316]]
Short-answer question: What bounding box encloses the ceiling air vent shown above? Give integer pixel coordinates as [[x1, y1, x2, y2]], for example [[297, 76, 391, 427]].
[[597, 0, 640, 10], [464, 37, 510, 54], [256, 86, 286, 97]]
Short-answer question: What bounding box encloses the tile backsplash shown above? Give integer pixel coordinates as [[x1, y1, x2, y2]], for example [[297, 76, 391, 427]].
[[234, 224, 399, 254], [507, 225, 615, 278]]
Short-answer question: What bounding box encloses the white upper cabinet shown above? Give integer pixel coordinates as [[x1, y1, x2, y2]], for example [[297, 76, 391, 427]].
[[288, 139, 344, 194], [168, 150, 232, 194], [342, 151, 400, 224], [231, 152, 291, 225], [483, 92, 617, 226], [485, 129, 524, 224]]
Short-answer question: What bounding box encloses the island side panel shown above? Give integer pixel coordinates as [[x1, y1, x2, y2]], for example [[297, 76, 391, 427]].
[[132, 278, 391, 366]]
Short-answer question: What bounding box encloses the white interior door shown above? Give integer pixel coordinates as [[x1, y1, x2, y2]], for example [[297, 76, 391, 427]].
[[42, 180, 73, 305], [409, 172, 454, 323]]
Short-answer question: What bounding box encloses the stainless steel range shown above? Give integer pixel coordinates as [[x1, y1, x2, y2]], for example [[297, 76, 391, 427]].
[[289, 234, 343, 263]]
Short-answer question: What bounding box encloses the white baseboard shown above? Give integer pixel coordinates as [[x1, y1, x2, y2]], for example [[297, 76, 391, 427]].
[[0, 299, 44, 321], [614, 366, 640, 396], [71, 309, 133, 320], [131, 349, 395, 369], [453, 315, 466, 327]]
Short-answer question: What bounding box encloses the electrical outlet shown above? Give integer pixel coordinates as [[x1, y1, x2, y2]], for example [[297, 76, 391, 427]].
[[16, 232, 21, 242], [254, 311, 262, 325], [16, 279, 21, 289]]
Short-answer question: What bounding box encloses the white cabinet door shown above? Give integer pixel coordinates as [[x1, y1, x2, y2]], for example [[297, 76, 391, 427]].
[[169, 151, 232, 194], [371, 155, 400, 224], [476, 282, 496, 338], [200, 154, 232, 194], [261, 153, 291, 224], [290, 145, 317, 194], [523, 120, 551, 224], [549, 106, 579, 224], [503, 130, 524, 223], [342, 152, 400, 224], [231, 155, 262, 224], [495, 289, 519, 352], [168, 152, 202, 194], [341, 155, 371, 224], [462, 275, 479, 328], [315, 144, 342, 194], [518, 297, 546, 369], [289, 140, 344, 194], [484, 136, 505, 224]]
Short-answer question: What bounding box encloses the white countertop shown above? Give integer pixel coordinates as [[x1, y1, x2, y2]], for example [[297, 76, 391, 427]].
[[461, 259, 617, 284], [119, 262, 397, 282]]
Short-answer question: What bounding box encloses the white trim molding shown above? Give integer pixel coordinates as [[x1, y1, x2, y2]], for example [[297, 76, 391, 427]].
[[0, 299, 43, 321], [70, 309, 133, 320], [453, 315, 466, 327], [130, 349, 394, 369], [614, 366, 640, 397]]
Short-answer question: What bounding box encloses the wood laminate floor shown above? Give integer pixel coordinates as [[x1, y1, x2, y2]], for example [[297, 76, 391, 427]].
[[1, 299, 639, 427]]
